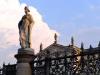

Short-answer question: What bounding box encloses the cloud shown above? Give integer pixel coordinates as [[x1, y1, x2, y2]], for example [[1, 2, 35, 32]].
[[89, 4, 100, 11], [0, 0, 58, 65]]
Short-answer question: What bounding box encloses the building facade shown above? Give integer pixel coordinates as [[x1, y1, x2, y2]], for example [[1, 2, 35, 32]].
[[0, 36, 100, 75]]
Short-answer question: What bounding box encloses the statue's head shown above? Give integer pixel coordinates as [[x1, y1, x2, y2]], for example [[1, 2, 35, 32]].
[[24, 6, 30, 14]]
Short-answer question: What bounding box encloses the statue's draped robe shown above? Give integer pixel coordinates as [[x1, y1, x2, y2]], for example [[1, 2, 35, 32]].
[[18, 14, 33, 48]]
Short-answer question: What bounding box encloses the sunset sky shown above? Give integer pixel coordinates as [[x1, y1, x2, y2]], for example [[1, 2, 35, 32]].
[[0, 0, 100, 65]]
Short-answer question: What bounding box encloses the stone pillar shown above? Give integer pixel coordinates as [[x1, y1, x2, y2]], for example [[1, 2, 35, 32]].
[[15, 48, 35, 75]]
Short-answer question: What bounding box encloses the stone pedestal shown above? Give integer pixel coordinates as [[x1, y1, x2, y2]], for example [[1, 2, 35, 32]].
[[15, 48, 35, 75]]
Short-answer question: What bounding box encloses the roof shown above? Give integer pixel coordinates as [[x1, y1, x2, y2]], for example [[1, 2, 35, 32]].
[[35, 43, 81, 60]]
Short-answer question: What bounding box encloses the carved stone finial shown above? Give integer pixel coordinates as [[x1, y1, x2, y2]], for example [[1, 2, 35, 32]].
[[54, 33, 57, 44], [3, 62, 5, 67], [98, 41, 100, 47], [8, 62, 10, 65], [89, 44, 93, 49], [81, 42, 84, 51], [71, 36, 74, 46], [40, 43, 43, 52]]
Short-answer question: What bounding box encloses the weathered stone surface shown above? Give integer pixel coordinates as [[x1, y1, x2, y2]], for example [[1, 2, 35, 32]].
[[15, 48, 35, 75], [16, 63, 32, 75], [18, 6, 34, 48]]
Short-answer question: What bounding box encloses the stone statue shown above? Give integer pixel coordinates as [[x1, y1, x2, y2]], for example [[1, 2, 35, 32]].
[[18, 6, 34, 48]]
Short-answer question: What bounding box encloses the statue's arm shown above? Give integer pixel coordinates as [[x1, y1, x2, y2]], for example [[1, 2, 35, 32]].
[[28, 14, 34, 24]]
